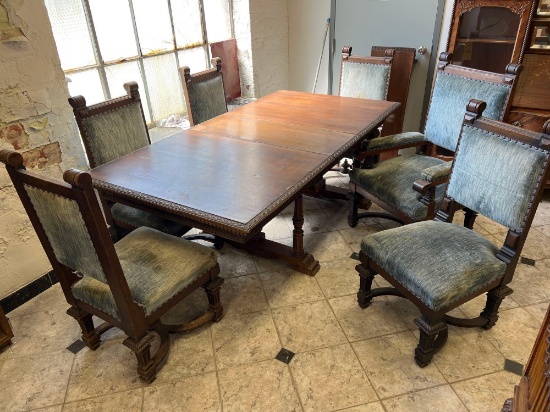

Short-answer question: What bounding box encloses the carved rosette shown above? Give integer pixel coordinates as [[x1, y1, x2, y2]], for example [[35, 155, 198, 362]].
[[456, 0, 529, 15]]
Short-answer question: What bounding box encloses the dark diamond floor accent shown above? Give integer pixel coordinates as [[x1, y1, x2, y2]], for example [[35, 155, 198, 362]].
[[504, 359, 524, 376], [520, 257, 536, 266], [350, 252, 360, 261], [66, 339, 86, 354], [275, 348, 295, 364]]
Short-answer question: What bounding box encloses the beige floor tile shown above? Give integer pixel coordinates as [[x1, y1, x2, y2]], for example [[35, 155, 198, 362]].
[[32, 406, 63, 411], [143, 372, 220, 411], [301, 231, 354, 263], [522, 227, 550, 260], [456, 292, 518, 319], [329, 295, 408, 341], [532, 202, 550, 226], [284, 208, 337, 235], [211, 310, 280, 369], [339, 402, 385, 412], [382, 385, 468, 412], [484, 307, 541, 364], [432, 327, 505, 382], [535, 223, 550, 237], [314, 196, 347, 211], [259, 270, 324, 309], [386, 296, 422, 331], [156, 326, 215, 382], [323, 206, 380, 230], [272, 300, 347, 353], [523, 301, 549, 328], [290, 344, 378, 412], [283, 195, 322, 213], [222, 274, 268, 315], [7, 284, 66, 319], [0, 350, 73, 411], [338, 225, 386, 252], [508, 261, 550, 306], [217, 245, 258, 278], [65, 338, 144, 403], [62, 388, 143, 412], [475, 215, 507, 234], [353, 332, 446, 399], [1, 306, 80, 359], [218, 359, 301, 412], [263, 213, 293, 240], [160, 289, 210, 325], [315, 257, 360, 299], [452, 370, 518, 412]]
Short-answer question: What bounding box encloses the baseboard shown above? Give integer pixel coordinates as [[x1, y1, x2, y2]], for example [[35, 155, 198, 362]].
[[0, 271, 58, 314]]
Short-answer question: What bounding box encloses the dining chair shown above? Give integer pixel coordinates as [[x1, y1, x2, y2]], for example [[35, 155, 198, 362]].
[[0, 149, 224, 383], [355, 100, 550, 367], [348, 52, 522, 227], [179, 57, 228, 126], [68, 82, 222, 248], [0, 305, 13, 350]]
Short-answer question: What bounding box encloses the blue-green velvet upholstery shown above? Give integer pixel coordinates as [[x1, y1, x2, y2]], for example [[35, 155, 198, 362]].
[[110, 203, 188, 236], [421, 162, 452, 183], [187, 75, 227, 125], [23, 185, 107, 283], [361, 221, 506, 311], [350, 154, 447, 220], [340, 62, 390, 101], [363, 132, 425, 151], [448, 125, 549, 232], [81, 102, 149, 166], [72, 227, 219, 320], [424, 72, 511, 152]]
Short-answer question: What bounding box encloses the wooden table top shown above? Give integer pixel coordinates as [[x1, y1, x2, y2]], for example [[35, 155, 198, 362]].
[[90, 90, 399, 240]]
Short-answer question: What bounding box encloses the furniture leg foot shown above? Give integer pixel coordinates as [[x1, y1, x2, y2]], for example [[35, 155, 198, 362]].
[[204, 277, 224, 322], [480, 286, 513, 330], [123, 333, 158, 384], [414, 316, 448, 367], [67, 306, 101, 350], [356, 263, 376, 308]]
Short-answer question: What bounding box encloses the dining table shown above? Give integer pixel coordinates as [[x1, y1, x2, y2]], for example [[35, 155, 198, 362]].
[[89, 90, 399, 276]]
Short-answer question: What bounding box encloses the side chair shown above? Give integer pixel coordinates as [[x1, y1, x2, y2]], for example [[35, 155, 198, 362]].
[[0, 149, 224, 383], [68, 82, 222, 248], [179, 57, 228, 126], [0, 305, 14, 350], [355, 100, 550, 367], [348, 52, 522, 227]]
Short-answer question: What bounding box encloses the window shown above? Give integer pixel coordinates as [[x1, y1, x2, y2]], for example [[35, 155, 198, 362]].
[[45, 0, 233, 126]]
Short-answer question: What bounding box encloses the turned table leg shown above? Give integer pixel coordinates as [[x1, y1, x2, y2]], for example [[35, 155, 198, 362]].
[[293, 195, 305, 258]]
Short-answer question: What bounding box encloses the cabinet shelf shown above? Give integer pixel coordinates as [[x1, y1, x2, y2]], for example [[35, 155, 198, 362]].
[[456, 37, 516, 44]]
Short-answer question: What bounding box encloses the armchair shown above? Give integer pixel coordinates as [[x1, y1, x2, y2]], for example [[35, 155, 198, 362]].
[[0, 149, 224, 383], [69, 82, 221, 247], [179, 57, 228, 126], [348, 52, 522, 226], [355, 100, 550, 367]]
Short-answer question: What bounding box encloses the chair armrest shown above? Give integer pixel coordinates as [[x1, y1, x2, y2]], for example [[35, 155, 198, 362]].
[[362, 132, 426, 153], [420, 162, 452, 183]]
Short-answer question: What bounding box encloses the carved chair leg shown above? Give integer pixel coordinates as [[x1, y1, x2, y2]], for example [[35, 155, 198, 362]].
[[347, 191, 362, 228], [204, 277, 224, 322], [356, 263, 377, 308], [414, 316, 448, 367], [480, 285, 513, 330], [67, 306, 101, 350], [123, 333, 157, 384], [463, 208, 478, 230]]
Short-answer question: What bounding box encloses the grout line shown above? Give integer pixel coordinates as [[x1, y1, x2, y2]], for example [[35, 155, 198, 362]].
[[62, 349, 77, 406], [208, 324, 224, 412]]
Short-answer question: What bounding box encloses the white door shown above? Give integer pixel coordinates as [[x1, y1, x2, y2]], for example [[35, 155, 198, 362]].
[[331, 0, 443, 132]]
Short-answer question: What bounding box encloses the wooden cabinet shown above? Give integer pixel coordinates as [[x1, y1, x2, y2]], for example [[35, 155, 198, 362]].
[[447, 0, 550, 134]]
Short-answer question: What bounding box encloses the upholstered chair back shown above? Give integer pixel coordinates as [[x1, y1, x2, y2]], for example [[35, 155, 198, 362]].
[[424, 62, 518, 152], [339, 46, 393, 101], [447, 116, 549, 232], [69, 82, 150, 168], [179, 57, 228, 126]]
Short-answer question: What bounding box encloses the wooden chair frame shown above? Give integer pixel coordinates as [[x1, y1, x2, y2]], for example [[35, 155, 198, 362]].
[[0, 305, 14, 350], [0, 150, 224, 383], [349, 52, 523, 227], [356, 101, 550, 367], [179, 57, 228, 127]]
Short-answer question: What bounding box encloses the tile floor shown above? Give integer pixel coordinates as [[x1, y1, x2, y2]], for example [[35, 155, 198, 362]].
[[1, 172, 549, 412]]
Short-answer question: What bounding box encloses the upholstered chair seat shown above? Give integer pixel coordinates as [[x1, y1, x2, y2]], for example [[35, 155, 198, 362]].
[[354, 101, 550, 367], [72, 227, 219, 320], [348, 53, 521, 227], [361, 220, 506, 311], [349, 154, 447, 221]]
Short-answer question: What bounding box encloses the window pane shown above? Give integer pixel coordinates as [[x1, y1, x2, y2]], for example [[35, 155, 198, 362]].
[[143, 54, 185, 124], [203, 0, 232, 43], [66, 69, 105, 106], [178, 46, 208, 73], [105, 62, 151, 124], [171, 0, 204, 48], [44, 0, 95, 70], [132, 0, 174, 55], [89, 0, 138, 62]]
